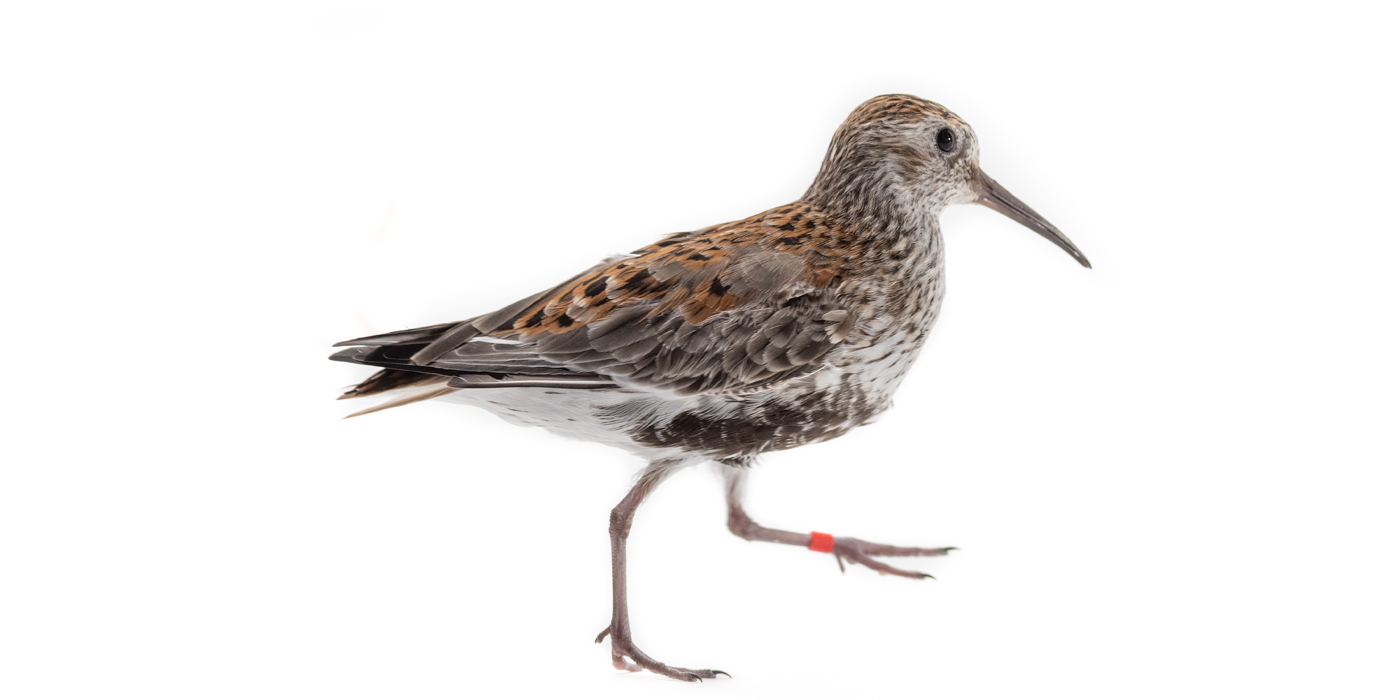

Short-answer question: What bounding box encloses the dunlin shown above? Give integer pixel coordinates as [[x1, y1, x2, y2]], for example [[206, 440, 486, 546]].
[[332, 94, 1090, 680]]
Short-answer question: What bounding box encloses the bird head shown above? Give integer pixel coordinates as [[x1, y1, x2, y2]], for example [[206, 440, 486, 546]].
[[806, 94, 1090, 268]]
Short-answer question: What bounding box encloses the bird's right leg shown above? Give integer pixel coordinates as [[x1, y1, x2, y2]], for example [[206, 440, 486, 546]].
[[594, 459, 728, 682], [720, 460, 955, 579]]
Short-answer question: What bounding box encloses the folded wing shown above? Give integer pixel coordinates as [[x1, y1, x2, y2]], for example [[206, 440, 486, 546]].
[[332, 204, 858, 398]]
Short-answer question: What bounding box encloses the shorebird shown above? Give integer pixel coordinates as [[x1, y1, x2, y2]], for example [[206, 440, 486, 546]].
[[331, 94, 1090, 681]]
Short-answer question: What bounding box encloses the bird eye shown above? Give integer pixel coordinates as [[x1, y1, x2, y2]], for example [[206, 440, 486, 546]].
[[936, 128, 957, 153]]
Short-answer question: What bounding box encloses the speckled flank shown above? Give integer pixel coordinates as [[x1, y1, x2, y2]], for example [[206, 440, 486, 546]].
[[603, 373, 877, 457]]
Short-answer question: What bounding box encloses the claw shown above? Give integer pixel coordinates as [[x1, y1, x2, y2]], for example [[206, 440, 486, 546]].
[[595, 627, 610, 644], [714, 670, 731, 678]]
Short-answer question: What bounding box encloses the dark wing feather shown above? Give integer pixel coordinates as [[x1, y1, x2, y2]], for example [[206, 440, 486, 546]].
[[526, 287, 855, 395], [332, 322, 458, 348], [332, 202, 858, 397], [336, 368, 444, 399], [331, 253, 637, 396]]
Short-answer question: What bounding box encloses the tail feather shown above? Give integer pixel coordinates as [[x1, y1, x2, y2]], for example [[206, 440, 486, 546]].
[[338, 368, 444, 400], [332, 294, 620, 417], [343, 383, 458, 419]]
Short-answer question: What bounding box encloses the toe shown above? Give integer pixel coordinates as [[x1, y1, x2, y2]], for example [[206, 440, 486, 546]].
[[840, 548, 936, 579], [611, 657, 644, 673]]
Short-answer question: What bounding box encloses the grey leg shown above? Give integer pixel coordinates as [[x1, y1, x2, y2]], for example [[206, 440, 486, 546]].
[[594, 460, 728, 681]]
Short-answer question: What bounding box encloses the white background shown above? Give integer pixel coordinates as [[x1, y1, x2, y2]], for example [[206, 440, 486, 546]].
[[3, 2, 1396, 698]]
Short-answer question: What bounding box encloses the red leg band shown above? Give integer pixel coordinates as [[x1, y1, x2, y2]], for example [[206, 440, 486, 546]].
[[808, 531, 835, 553]]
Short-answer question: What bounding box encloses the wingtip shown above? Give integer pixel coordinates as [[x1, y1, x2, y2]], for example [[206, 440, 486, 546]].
[[328, 349, 360, 363]]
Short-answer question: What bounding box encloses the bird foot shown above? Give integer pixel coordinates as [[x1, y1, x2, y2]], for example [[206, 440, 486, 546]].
[[594, 626, 729, 682], [829, 537, 955, 579]]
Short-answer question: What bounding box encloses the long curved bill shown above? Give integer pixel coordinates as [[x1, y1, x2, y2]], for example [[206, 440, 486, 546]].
[[976, 170, 1091, 268]]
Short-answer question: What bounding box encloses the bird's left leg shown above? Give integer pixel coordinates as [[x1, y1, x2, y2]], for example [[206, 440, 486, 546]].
[[594, 459, 728, 682], [719, 459, 954, 579]]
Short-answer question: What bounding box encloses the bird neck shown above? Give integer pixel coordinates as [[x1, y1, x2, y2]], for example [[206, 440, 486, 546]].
[[802, 178, 943, 283], [802, 153, 944, 250]]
